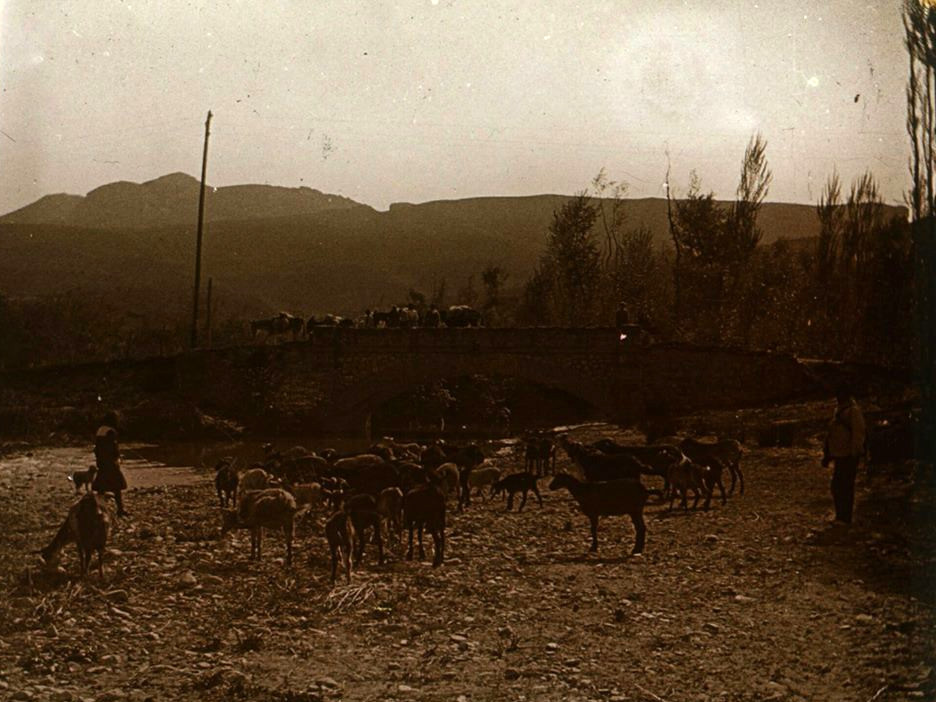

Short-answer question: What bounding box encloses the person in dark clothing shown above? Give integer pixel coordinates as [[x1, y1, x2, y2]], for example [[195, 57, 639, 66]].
[[615, 302, 630, 328], [92, 411, 129, 517], [822, 385, 866, 524]]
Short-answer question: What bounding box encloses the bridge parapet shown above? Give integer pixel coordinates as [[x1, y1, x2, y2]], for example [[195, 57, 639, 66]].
[[303, 325, 642, 354]]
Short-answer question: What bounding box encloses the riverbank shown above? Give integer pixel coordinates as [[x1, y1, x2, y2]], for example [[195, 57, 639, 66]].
[[1, 417, 933, 701]]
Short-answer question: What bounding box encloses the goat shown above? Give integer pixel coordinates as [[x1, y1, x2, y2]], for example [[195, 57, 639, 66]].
[[548, 473, 652, 555], [40, 493, 111, 577], [214, 459, 239, 508], [403, 482, 446, 567], [490, 472, 542, 512], [523, 436, 556, 476], [67, 465, 97, 494], [377, 487, 404, 543], [590, 439, 683, 494], [558, 435, 648, 482], [324, 511, 354, 585], [431, 462, 460, 500], [284, 481, 325, 511], [238, 467, 277, 493], [344, 494, 384, 566], [666, 459, 711, 512], [679, 437, 744, 495], [221, 488, 297, 566]]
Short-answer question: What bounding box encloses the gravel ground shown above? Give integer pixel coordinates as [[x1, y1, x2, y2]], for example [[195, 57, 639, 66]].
[[0, 420, 934, 702]]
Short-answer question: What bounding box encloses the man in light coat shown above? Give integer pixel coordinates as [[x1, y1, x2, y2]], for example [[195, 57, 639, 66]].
[[822, 385, 867, 524]]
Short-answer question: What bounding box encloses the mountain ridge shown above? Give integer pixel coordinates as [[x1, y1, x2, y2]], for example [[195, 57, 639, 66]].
[[0, 174, 908, 319]]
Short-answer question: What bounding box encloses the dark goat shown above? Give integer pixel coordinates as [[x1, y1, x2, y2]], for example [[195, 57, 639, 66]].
[[679, 438, 744, 495], [324, 511, 354, 584], [666, 459, 711, 512], [548, 473, 652, 555], [523, 435, 556, 476], [590, 439, 682, 492], [558, 436, 648, 482], [40, 493, 111, 577], [344, 494, 384, 566], [490, 472, 543, 512], [403, 483, 446, 567], [214, 459, 239, 508]]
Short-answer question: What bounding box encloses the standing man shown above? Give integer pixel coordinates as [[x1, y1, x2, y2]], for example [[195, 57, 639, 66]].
[[92, 411, 129, 517], [822, 385, 867, 524]]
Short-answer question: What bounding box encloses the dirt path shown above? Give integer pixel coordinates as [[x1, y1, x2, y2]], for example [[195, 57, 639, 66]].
[[0, 428, 933, 702]]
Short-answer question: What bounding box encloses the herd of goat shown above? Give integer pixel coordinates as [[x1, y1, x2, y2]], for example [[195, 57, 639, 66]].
[[39, 432, 744, 585], [249, 305, 484, 343]]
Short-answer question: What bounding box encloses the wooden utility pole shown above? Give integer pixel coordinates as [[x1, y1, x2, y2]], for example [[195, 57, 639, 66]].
[[190, 110, 212, 349], [204, 276, 213, 349]]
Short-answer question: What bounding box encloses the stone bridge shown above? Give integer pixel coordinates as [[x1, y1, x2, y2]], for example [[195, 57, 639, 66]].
[[1, 327, 823, 438]]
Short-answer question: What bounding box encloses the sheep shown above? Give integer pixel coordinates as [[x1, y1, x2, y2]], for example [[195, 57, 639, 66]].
[[403, 482, 446, 567], [67, 465, 97, 494], [377, 487, 404, 543], [238, 467, 276, 493], [679, 437, 744, 495], [214, 459, 239, 508], [548, 473, 651, 555], [221, 488, 297, 566], [466, 465, 501, 500], [558, 435, 648, 482], [490, 472, 542, 512], [40, 493, 111, 577], [324, 511, 354, 584]]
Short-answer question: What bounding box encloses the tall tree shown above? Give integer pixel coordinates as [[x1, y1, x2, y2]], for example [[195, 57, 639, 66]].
[[904, 0, 936, 460]]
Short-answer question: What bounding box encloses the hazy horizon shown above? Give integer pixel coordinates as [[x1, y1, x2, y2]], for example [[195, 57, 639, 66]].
[[1, 1, 910, 216]]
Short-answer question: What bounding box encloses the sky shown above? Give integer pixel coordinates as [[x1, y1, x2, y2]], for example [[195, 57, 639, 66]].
[[0, 1, 910, 216]]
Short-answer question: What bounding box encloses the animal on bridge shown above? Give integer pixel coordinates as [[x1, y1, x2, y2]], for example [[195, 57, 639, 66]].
[[251, 312, 302, 343], [441, 305, 482, 327]]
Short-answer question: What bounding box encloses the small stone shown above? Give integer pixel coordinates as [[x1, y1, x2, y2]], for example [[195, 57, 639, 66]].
[[398, 684, 415, 693], [734, 595, 755, 603], [546, 642, 560, 651], [178, 572, 197, 589], [855, 614, 874, 624], [563, 659, 580, 668], [457, 696, 468, 702], [704, 534, 719, 544], [103, 590, 129, 603], [449, 634, 468, 643], [318, 677, 339, 689], [504, 668, 521, 680]]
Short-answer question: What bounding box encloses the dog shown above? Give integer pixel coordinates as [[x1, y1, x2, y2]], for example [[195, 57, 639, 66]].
[[68, 465, 98, 494]]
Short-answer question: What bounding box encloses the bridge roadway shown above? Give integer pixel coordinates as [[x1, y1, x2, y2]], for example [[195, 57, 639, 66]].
[[1, 326, 819, 437]]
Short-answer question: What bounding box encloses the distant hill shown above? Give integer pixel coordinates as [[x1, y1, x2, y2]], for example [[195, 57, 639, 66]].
[[0, 174, 908, 319], [0, 173, 367, 229]]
